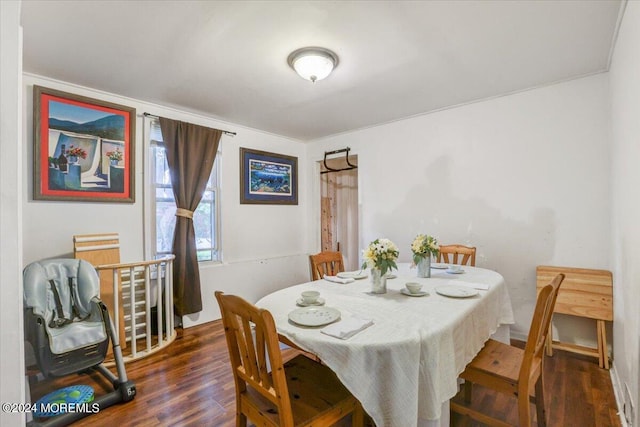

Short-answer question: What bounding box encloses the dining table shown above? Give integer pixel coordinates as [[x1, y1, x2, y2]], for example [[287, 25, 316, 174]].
[[255, 264, 515, 427]]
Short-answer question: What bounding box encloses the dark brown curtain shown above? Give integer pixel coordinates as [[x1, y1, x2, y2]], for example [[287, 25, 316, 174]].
[[159, 118, 222, 316]]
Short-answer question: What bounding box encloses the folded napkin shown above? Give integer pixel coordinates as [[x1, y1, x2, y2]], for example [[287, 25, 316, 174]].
[[323, 275, 355, 284], [458, 282, 490, 291], [321, 316, 374, 340]]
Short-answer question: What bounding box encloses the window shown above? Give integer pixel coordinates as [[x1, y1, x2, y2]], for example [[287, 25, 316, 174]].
[[146, 119, 221, 262]]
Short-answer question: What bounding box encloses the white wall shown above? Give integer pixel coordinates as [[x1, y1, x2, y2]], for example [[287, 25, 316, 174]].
[[22, 74, 312, 329], [308, 74, 611, 340], [1, 1, 25, 425], [609, 1, 640, 425]]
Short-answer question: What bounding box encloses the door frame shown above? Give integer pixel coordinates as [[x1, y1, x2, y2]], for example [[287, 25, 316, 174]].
[[310, 154, 362, 270]]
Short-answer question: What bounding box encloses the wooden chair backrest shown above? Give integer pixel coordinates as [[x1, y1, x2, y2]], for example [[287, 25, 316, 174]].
[[536, 266, 612, 321], [215, 291, 294, 426], [437, 244, 477, 266], [520, 273, 564, 381], [309, 251, 345, 280]]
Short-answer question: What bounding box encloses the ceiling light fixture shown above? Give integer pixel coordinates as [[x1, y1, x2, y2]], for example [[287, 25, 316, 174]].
[[287, 47, 339, 83]]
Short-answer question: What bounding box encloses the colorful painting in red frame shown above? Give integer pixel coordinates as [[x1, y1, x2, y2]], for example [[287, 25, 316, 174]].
[[33, 85, 135, 203]]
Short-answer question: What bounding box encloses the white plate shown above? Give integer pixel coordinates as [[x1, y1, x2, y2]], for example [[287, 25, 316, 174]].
[[337, 271, 368, 280], [401, 289, 429, 297], [385, 274, 397, 279], [431, 263, 449, 269], [446, 268, 465, 274], [296, 297, 326, 307], [435, 285, 478, 298], [288, 306, 341, 327]]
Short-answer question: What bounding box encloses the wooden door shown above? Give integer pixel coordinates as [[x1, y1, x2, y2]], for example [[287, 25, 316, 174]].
[[320, 156, 359, 271]]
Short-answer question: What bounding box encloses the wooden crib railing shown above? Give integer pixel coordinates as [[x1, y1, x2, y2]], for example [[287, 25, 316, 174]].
[[95, 256, 176, 363]]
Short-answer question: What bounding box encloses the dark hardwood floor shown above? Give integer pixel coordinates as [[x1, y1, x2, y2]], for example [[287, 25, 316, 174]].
[[28, 321, 621, 427], [449, 341, 621, 427]]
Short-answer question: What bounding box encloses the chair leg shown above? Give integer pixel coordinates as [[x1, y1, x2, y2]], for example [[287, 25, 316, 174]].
[[535, 375, 547, 427], [545, 332, 553, 357], [463, 380, 473, 403], [352, 401, 365, 427], [517, 383, 533, 427]]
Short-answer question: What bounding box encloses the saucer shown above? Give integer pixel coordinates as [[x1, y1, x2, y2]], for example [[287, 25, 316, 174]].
[[385, 274, 397, 279], [296, 297, 326, 307], [446, 268, 464, 274], [401, 289, 428, 297]]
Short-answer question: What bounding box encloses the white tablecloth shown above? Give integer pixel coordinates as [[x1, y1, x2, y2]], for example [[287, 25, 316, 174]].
[[256, 266, 514, 427]]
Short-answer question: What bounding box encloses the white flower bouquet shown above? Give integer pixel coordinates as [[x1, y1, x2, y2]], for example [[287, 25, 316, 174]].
[[362, 238, 399, 276], [411, 234, 439, 265]]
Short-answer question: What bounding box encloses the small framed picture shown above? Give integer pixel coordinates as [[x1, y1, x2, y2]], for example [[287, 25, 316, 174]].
[[240, 147, 298, 205], [33, 85, 136, 203]]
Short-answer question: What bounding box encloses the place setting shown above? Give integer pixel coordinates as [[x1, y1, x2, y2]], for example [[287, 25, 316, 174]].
[[288, 290, 374, 339], [401, 282, 429, 297], [289, 291, 339, 325]]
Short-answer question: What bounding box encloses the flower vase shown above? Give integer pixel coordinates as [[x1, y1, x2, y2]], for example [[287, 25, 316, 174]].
[[110, 159, 119, 166], [370, 268, 387, 294], [68, 155, 78, 164], [417, 256, 431, 278]]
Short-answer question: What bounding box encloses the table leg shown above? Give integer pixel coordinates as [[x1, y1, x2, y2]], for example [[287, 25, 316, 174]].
[[597, 320, 609, 369], [545, 324, 554, 357]]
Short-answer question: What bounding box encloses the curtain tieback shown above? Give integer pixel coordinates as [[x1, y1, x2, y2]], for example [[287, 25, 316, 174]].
[[175, 208, 194, 219]]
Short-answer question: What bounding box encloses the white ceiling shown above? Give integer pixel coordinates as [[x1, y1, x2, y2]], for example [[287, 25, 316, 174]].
[[20, 1, 623, 141]]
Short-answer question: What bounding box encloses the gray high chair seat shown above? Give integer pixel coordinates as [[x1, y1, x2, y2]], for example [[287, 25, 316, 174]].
[[24, 258, 136, 427]]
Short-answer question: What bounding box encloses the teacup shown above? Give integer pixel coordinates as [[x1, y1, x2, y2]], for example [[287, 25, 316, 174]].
[[405, 282, 423, 294], [448, 264, 462, 272], [301, 290, 320, 304]]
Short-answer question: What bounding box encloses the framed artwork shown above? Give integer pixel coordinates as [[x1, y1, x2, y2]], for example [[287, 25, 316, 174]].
[[240, 147, 298, 205], [33, 85, 136, 203]]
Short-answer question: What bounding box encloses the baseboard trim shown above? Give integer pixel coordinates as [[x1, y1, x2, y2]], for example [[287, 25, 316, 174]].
[[610, 362, 629, 427], [510, 330, 528, 342]]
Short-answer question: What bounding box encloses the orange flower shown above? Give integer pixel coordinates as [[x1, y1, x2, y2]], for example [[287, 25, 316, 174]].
[[66, 145, 87, 159]]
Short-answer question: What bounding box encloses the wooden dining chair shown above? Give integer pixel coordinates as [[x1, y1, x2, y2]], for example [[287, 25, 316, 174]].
[[309, 251, 345, 280], [215, 291, 364, 427], [437, 244, 476, 266], [450, 273, 564, 427]]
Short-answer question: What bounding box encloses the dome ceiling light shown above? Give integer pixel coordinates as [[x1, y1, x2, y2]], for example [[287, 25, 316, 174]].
[[287, 47, 339, 83]]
